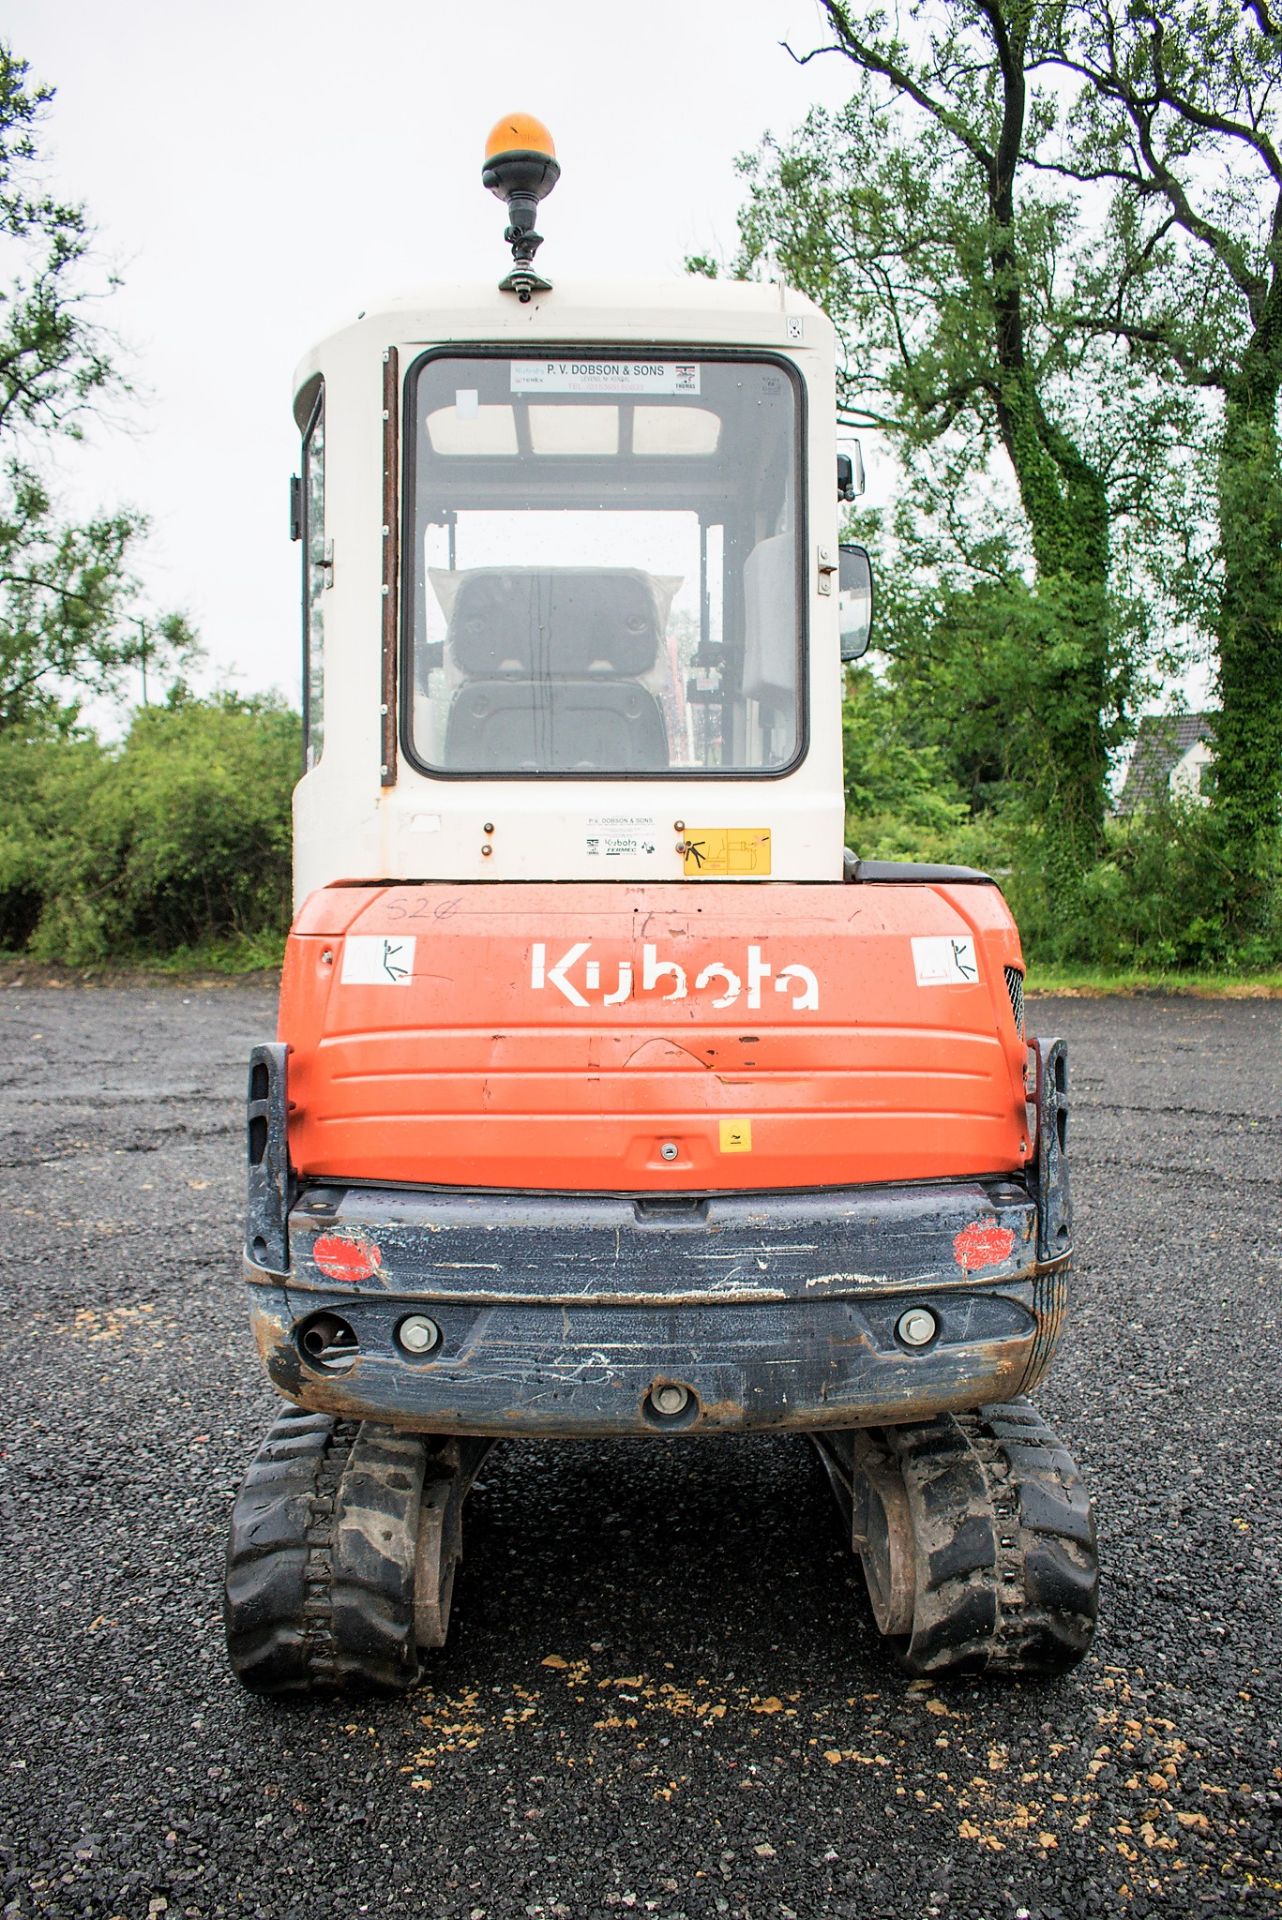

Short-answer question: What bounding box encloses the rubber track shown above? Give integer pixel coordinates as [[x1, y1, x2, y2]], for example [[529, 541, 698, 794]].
[[223, 1407, 429, 1696], [883, 1397, 1099, 1677]]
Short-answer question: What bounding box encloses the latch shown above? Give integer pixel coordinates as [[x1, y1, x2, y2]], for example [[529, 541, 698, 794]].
[[817, 545, 838, 596]]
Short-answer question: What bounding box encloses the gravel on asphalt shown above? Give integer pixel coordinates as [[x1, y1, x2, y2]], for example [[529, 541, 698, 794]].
[[0, 981, 1278, 1920]]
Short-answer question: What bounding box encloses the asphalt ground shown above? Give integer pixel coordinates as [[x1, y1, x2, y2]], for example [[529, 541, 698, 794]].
[[0, 982, 1278, 1920]]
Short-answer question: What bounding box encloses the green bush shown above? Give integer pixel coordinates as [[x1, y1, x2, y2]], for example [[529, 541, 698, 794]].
[[841, 666, 1282, 973], [1008, 802, 1282, 973], [0, 692, 298, 965], [0, 728, 106, 951], [842, 665, 970, 858]]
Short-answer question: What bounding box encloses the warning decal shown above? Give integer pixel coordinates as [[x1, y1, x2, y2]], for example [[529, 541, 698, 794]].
[[682, 829, 772, 877], [719, 1118, 753, 1154], [912, 935, 979, 986], [341, 935, 416, 986]]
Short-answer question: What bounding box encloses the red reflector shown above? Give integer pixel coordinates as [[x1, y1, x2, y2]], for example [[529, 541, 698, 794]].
[[953, 1219, 1016, 1272], [312, 1234, 383, 1283]]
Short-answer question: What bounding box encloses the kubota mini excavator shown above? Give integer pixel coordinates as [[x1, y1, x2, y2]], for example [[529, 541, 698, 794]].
[[224, 115, 1098, 1693]]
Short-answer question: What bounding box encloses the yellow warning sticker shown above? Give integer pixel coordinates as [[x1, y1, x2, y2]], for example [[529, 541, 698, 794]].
[[682, 829, 771, 877], [719, 1118, 753, 1154]]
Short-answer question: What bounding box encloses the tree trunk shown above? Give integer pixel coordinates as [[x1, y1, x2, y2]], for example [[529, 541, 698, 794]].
[[981, 0, 1114, 900], [1214, 351, 1282, 934], [996, 371, 1113, 896]]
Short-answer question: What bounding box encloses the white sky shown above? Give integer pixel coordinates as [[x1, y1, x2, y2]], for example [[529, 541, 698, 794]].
[[7, 0, 858, 714]]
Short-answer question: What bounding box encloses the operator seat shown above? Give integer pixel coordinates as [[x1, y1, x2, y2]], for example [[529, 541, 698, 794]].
[[441, 567, 670, 772]]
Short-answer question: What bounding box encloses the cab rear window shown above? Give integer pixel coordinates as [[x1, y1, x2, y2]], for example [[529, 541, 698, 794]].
[[402, 352, 804, 778]]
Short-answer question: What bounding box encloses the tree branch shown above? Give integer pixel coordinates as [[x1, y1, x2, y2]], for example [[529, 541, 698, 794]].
[[0, 571, 114, 610], [1046, 11, 1277, 315], [1020, 148, 1155, 193], [803, 3, 998, 183], [1067, 314, 1228, 384], [1139, 7, 1282, 184]]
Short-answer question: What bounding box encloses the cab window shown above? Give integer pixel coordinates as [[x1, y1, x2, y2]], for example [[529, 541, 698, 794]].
[[404, 353, 804, 777]]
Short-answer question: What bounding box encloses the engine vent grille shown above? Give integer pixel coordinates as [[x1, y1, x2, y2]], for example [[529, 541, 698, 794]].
[[1004, 965, 1026, 1037]]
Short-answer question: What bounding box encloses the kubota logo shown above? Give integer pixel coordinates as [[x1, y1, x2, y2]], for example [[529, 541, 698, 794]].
[[530, 941, 819, 1011]]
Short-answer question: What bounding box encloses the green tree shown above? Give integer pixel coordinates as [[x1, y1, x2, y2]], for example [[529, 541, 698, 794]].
[[1039, 1, 1282, 931], [0, 46, 193, 732], [728, 2, 1195, 902]]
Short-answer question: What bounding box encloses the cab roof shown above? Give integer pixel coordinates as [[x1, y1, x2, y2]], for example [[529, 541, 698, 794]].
[[292, 276, 831, 419]]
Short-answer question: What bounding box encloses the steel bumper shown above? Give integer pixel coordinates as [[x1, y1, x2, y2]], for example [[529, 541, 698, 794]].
[[245, 1177, 1069, 1437]]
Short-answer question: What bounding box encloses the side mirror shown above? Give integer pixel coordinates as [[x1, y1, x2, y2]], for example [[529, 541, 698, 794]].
[[838, 543, 874, 661], [836, 441, 866, 501]]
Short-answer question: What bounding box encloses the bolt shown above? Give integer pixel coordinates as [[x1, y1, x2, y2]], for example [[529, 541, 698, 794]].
[[483, 822, 495, 835], [397, 1314, 441, 1355], [481, 845, 493, 857], [652, 1384, 689, 1416], [659, 1140, 679, 1162], [673, 819, 685, 831], [896, 1307, 938, 1349]]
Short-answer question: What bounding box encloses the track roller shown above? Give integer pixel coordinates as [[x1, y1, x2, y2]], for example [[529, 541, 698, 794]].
[[811, 1398, 1098, 1677], [223, 1407, 493, 1695]]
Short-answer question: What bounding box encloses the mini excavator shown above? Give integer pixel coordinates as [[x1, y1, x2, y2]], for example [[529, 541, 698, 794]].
[[223, 116, 1099, 1693]]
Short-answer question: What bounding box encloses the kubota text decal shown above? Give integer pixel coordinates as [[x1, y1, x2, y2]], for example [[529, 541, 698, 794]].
[[530, 941, 819, 1010]]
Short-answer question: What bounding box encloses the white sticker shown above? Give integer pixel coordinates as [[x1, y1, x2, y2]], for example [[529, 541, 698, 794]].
[[585, 814, 659, 858], [511, 360, 700, 396], [341, 934, 416, 986], [912, 935, 979, 986], [786, 316, 804, 342], [455, 388, 479, 419]]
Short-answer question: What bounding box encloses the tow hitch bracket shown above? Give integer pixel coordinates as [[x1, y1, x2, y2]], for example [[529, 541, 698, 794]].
[[1031, 1034, 1071, 1263], [246, 1042, 292, 1274]]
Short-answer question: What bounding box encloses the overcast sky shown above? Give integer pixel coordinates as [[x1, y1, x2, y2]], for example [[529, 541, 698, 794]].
[[7, 0, 860, 715]]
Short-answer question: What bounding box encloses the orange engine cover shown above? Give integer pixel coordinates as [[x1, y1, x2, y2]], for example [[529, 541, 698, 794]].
[[280, 880, 1031, 1192]]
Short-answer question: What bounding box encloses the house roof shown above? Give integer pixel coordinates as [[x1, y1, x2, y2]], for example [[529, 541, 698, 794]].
[[1119, 712, 1217, 811]]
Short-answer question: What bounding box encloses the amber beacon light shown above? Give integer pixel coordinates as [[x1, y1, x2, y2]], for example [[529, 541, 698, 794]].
[[483, 113, 560, 301]]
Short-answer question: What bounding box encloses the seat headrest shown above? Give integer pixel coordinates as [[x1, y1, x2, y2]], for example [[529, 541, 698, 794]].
[[430, 567, 678, 677]]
